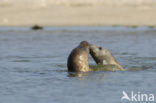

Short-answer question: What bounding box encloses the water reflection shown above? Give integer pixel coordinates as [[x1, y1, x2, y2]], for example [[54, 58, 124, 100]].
[[68, 72, 90, 79]]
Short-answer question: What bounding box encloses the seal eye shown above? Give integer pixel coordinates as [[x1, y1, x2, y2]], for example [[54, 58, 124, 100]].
[[99, 47, 102, 50]]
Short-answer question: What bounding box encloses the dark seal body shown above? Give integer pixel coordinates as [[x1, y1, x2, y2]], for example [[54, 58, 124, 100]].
[[67, 41, 90, 72]]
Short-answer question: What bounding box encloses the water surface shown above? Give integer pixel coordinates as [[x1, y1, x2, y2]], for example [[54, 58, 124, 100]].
[[0, 26, 156, 103]]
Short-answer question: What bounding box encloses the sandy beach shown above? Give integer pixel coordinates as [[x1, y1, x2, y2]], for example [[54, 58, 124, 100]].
[[0, 0, 156, 26]]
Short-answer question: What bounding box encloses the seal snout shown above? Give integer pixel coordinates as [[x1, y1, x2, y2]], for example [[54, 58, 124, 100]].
[[89, 44, 99, 55]]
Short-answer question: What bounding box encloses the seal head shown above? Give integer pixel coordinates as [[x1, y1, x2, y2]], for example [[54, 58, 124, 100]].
[[89, 44, 124, 70]]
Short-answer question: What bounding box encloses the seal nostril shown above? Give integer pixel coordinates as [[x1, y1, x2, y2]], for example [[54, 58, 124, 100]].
[[99, 47, 102, 50]]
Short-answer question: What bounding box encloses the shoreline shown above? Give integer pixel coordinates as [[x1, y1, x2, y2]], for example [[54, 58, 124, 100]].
[[0, 24, 156, 27], [0, 25, 156, 29], [1, 24, 156, 27]]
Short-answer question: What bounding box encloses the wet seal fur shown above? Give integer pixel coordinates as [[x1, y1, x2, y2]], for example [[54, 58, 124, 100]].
[[67, 41, 90, 72], [89, 44, 124, 71]]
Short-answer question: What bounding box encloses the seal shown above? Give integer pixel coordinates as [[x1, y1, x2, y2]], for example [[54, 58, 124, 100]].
[[67, 41, 90, 72], [89, 44, 124, 71]]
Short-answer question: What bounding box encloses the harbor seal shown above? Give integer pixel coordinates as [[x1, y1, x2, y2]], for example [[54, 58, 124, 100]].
[[67, 41, 90, 72], [89, 44, 124, 71]]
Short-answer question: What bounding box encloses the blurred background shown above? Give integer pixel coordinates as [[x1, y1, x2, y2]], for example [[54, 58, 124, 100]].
[[1, 0, 156, 7], [0, 0, 156, 26]]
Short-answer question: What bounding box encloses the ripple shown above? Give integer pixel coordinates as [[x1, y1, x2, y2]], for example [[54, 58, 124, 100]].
[[12, 60, 31, 62], [56, 64, 66, 68]]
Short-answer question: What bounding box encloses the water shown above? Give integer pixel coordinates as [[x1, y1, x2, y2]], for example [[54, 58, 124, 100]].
[[0, 26, 156, 103]]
